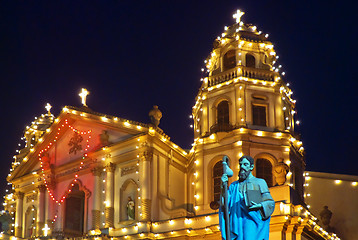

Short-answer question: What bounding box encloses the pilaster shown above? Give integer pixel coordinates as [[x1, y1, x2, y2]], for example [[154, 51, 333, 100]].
[[140, 150, 152, 221], [14, 191, 24, 238], [36, 185, 46, 236], [105, 163, 115, 228], [91, 167, 102, 229]]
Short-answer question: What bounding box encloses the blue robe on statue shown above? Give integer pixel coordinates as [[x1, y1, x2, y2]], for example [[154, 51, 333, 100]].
[[219, 177, 275, 240]]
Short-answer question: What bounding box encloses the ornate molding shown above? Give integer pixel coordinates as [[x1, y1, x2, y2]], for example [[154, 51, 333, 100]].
[[140, 149, 153, 161], [56, 158, 94, 178], [70, 179, 92, 199], [14, 191, 24, 200], [68, 132, 83, 155], [106, 162, 116, 172], [37, 185, 46, 193], [91, 167, 103, 176], [26, 193, 37, 203], [121, 165, 139, 176]]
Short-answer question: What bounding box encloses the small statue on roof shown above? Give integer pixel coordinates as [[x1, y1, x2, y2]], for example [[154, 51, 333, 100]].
[[320, 206, 335, 233], [99, 130, 111, 146], [149, 105, 162, 127]]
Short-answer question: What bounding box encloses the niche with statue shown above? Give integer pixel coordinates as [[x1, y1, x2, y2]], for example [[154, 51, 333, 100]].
[[120, 179, 138, 222]]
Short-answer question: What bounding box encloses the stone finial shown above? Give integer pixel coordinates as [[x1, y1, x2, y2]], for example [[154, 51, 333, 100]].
[[148, 105, 162, 127], [273, 158, 289, 185]]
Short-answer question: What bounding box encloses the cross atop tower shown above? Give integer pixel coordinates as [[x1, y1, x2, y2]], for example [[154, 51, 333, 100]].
[[79, 88, 90, 107], [233, 9, 245, 23], [45, 103, 52, 114]]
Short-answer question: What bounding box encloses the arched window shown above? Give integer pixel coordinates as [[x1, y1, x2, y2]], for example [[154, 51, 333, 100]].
[[256, 158, 273, 187], [246, 53, 256, 68], [217, 101, 229, 125], [223, 50, 236, 70], [212, 161, 223, 208], [64, 184, 85, 236]]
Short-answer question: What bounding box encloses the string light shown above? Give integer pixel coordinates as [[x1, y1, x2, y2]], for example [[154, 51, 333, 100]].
[[38, 119, 92, 206]]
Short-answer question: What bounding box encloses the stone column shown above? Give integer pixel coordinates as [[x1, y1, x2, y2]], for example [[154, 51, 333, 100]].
[[91, 167, 102, 229], [105, 163, 115, 228], [14, 191, 24, 238], [140, 150, 152, 221], [36, 185, 46, 236]]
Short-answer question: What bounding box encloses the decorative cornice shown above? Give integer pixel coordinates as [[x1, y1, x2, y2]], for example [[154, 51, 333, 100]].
[[140, 149, 153, 161], [91, 167, 103, 176], [106, 162, 116, 172], [37, 184, 47, 193], [14, 191, 24, 200]]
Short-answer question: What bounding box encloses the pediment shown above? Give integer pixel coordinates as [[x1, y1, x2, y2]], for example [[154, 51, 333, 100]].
[[8, 107, 149, 181]]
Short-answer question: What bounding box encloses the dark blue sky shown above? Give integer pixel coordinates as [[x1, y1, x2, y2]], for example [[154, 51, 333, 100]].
[[1, 1, 356, 194]]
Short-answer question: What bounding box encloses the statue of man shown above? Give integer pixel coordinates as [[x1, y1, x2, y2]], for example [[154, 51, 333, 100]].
[[126, 196, 135, 220], [219, 155, 275, 240]]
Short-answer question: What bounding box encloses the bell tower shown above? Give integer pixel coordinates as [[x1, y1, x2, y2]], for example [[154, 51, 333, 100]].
[[190, 10, 305, 215]]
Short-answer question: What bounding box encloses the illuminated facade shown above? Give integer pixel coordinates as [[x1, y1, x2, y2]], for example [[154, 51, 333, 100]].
[[2, 10, 340, 240]]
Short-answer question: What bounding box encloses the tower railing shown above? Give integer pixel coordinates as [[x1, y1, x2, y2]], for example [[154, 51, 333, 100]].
[[208, 66, 277, 87]]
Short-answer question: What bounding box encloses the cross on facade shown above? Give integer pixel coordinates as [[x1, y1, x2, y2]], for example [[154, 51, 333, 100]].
[[42, 224, 51, 236], [233, 10, 245, 23], [45, 103, 52, 114], [79, 88, 90, 107]]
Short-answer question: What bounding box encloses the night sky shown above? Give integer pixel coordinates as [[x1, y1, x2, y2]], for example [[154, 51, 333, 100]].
[[1, 1, 357, 195]]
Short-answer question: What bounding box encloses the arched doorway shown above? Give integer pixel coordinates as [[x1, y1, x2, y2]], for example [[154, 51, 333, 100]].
[[64, 184, 85, 237]]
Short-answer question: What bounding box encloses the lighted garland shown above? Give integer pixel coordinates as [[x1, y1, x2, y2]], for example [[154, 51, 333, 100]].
[[38, 119, 92, 206]]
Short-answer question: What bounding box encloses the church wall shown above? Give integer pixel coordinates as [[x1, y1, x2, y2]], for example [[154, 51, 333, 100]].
[[304, 171, 358, 240], [153, 151, 188, 221], [168, 163, 186, 210]]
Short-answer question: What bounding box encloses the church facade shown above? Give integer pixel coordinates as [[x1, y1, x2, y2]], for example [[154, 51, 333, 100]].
[[2, 11, 340, 240]]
